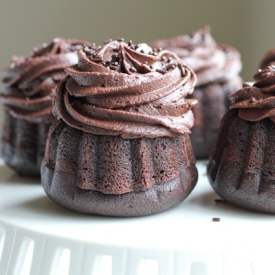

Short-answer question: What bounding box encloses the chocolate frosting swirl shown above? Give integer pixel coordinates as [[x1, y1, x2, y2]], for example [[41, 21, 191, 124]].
[[150, 26, 242, 87], [54, 40, 197, 138], [1, 38, 89, 123], [259, 49, 275, 69], [230, 66, 275, 123]]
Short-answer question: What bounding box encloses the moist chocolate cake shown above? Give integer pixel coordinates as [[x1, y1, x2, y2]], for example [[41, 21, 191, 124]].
[[1, 38, 89, 177], [207, 66, 275, 213], [41, 39, 198, 217], [150, 26, 242, 158]]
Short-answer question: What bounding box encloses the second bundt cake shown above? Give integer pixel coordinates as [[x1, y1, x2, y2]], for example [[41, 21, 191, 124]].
[[1, 38, 89, 176], [150, 26, 242, 158]]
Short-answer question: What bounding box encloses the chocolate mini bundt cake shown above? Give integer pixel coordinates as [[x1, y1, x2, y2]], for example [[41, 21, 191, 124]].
[[41, 39, 198, 217], [150, 26, 242, 158], [1, 38, 89, 177], [207, 66, 275, 213]]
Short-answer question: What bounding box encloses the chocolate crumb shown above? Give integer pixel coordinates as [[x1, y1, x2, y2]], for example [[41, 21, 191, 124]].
[[214, 198, 224, 203]]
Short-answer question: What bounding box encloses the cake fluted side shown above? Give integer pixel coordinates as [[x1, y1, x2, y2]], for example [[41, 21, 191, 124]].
[[189, 81, 237, 158], [207, 109, 275, 212], [45, 120, 196, 195], [1, 112, 50, 176], [42, 120, 198, 216]]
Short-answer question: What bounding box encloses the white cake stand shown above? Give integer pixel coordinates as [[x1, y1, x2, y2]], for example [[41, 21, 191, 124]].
[[1, 160, 275, 275]]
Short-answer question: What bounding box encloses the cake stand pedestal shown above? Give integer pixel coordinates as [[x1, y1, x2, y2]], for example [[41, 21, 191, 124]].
[[1, 160, 275, 275]]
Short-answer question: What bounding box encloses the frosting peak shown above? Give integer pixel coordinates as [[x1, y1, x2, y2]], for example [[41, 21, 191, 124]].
[[1, 38, 89, 123], [259, 49, 275, 69], [230, 66, 275, 123], [54, 39, 197, 138], [150, 26, 242, 86]]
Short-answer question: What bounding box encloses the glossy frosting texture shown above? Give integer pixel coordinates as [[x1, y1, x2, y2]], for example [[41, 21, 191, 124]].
[[54, 40, 197, 138], [150, 26, 242, 87], [1, 38, 89, 123], [230, 66, 275, 123]]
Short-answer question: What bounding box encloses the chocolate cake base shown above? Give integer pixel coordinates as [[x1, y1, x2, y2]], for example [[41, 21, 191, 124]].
[[189, 79, 241, 159], [2, 143, 42, 177], [41, 161, 198, 217], [1, 112, 50, 177], [207, 109, 275, 213], [41, 121, 198, 217]]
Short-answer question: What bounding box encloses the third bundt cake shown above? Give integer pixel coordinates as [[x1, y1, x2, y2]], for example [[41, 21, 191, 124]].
[[207, 66, 275, 213]]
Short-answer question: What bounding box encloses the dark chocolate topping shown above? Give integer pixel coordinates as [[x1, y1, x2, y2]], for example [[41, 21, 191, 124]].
[[150, 26, 242, 87], [230, 66, 275, 123], [1, 38, 89, 123], [54, 39, 197, 138], [259, 49, 275, 69]]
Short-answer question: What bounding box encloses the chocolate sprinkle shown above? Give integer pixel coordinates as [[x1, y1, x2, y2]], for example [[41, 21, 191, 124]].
[[178, 64, 186, 77], [212, 217, 220, 222], [166, 64, 176, 70], [214, 198, 224, 203], [110, 64, 118, 71], [156, 68, 166, 74], [90, 57, 103, 63], [83, 39, 187, 76]]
